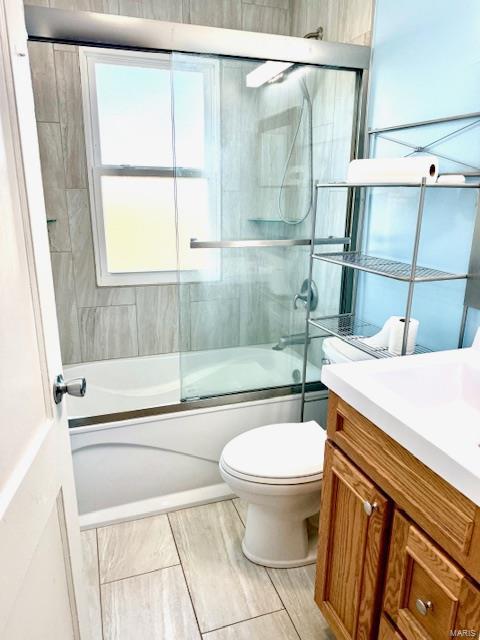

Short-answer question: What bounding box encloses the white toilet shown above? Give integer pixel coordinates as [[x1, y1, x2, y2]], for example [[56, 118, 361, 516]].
[[220, 337, 372, 568], [220, 421, 326, 568]]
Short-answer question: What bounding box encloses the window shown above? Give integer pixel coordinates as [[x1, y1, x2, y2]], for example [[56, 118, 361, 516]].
[[80, 48, 219, 286]]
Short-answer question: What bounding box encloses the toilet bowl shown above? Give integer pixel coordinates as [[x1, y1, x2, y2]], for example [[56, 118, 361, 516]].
[[219, 421, 326, 568]]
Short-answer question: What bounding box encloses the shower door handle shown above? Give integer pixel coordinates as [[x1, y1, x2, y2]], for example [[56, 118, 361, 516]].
[[53, 374, 87, 404]]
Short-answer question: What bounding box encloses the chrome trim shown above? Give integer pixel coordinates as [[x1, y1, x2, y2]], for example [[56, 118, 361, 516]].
[[369, 111, 480, 135], [68, 381, 326, 429], [190, 237, 351, 249], [25, 6, 370, 70]]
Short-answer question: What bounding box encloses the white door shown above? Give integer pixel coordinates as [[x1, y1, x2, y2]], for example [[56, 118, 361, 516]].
[[0, 1, 89, 638]]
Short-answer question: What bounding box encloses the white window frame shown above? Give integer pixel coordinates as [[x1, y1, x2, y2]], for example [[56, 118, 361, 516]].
[[79, 46, 220, 286]]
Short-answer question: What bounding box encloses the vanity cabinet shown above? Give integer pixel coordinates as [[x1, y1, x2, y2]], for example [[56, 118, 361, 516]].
[[316, 392, 480, 640]]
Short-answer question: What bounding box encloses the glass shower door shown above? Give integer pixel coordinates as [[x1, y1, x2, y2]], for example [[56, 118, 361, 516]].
[[171, 52, 358, 401]]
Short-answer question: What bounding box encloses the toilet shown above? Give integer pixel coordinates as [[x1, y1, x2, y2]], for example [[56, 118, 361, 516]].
[[220, 421, 326, 568], [220, 337, 372, 568]]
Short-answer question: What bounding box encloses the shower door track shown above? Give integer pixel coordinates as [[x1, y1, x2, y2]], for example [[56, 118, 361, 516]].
[[24, 5, 370, 72], [68, 381, 326, 429]]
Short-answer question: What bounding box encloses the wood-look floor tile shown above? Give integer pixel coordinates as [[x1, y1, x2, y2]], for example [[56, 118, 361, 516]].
[[169, 501, 282, 633], [97, 514, 179, 583], [80, 529, 103, 640], [102, 565, 200, 640], [232, 498, 248, 526], [267, 564, 334, 640], [202, 611, 298, 640]]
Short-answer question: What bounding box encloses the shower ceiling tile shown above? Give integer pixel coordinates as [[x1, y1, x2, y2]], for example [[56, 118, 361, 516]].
[[51, 252, 82, 364], [79, 305, 138, 361], [188, 0, 242, 29], [67, 189, 135, 307], [97, 514, 179, 583]]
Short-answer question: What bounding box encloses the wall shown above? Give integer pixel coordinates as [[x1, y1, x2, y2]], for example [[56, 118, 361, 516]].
[[358, 0, 480, 350], [27, 0, 373, 365]]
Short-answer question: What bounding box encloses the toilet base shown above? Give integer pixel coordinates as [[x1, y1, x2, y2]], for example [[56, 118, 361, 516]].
[[242, 530, 318, 568]]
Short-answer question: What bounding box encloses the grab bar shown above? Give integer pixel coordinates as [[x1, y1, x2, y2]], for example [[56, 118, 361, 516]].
[[190, 237, 351, 249]]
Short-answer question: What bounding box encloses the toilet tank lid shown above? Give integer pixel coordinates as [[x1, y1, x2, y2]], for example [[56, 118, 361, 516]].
[[220, 421, 326, 481]]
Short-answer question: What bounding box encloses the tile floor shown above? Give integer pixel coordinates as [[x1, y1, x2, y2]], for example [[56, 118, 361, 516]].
[[81, 498, 334, 640]]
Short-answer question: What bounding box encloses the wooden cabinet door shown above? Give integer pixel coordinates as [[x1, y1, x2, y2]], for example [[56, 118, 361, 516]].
[[383, 510, 480, 640], [315, 443, 391, 640]]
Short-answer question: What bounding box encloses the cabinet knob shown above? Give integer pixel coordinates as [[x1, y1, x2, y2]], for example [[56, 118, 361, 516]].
[[363, 500, 378, 516], [415, 599, 432, 616]]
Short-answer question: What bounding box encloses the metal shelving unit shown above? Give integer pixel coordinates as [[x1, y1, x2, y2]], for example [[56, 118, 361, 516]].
[[300, 177, 480, 418]]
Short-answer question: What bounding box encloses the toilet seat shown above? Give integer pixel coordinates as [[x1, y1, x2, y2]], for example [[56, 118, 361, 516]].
[[220, 421, 326, 485]]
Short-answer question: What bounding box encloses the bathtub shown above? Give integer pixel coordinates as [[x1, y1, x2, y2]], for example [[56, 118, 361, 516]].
[[64, 343, 320, 419], [66, 345, 326, 528]]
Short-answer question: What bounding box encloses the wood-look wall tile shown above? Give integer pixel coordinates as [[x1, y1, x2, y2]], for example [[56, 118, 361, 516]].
[[27, 0, 49, 5], [190, 297, 240, 350], [55, 49, 87, 189], [27, 42, 59, 123], [169, 501, 281, 632], [44, 187, 71, 252], [203, 611, 298, 640], [36, 122, 65, 190], [50, 0, 119, 12], [242, 3, 289, 34], [136, 285, 179, 355], [243, 0, 289, 10], [267, 564, 335, 640], [188, 0, 242, 29], [79, 305, 138, 361], [101, 565, 200, 640], [67, 189, 135, 307], [80, 530, 103, 640], [50, 252, 82, 363], [97, 515, 179, 583], [142, 0, 184, 21]]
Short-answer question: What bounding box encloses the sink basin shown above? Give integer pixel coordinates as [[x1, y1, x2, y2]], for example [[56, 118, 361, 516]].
[[321, 330, 480, 506]]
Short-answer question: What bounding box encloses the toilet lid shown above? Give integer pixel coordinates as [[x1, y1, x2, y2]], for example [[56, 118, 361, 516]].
[[220, 421, 326, 485]]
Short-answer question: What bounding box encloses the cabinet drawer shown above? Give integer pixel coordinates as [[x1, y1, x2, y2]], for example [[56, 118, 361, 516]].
[[327, 393, 480, 581], [383, 511, 480, 640]]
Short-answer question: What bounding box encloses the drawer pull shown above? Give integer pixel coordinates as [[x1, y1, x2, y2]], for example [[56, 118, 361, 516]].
[[363, 500, 378, 516], [415, 599, 432, 616]]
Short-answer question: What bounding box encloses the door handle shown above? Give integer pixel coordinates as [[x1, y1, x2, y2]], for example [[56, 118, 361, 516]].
[[53, 374, 86, 404]]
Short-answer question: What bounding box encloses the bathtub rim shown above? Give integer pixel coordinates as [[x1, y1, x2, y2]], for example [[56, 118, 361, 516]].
[[68, 381, 326, 429]]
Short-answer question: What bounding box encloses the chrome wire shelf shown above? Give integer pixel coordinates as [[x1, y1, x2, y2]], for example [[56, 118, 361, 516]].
[[312, 251, 467, 282], [308, 314, 432, 359]]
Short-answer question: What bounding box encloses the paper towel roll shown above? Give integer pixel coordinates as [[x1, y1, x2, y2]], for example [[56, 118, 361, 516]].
[[436, 174, 466, 184], [347, 156, 439, 185], [387, 316, 419, 355]]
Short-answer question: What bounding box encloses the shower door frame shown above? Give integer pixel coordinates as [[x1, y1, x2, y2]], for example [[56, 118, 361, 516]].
[[25, 5, 371, 427]]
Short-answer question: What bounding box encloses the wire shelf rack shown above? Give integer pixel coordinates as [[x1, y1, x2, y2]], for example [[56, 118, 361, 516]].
[[308, 314, 432, 359], [312, 251, 467, 282]]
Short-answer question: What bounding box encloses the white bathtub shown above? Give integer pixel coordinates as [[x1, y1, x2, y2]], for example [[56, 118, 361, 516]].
[[64, 344, 319, 419], [67, 345, 325, 528]]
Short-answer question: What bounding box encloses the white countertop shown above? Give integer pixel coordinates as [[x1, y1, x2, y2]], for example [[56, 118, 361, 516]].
[[321, 334, 480, 506]]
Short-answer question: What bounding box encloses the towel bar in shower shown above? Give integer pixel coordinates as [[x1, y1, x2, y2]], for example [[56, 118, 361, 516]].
[[189, 237, 351, 249]]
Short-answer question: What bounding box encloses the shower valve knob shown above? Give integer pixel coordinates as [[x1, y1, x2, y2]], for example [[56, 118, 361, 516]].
[[53, 374, 87, 404]]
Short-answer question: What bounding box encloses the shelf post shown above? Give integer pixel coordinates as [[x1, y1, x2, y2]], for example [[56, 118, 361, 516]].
[[402, 178, 427, 355], [300, 184, 319, 421]]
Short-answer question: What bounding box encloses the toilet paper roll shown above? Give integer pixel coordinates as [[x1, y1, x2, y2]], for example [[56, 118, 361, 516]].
[[387, 316, 419, 356], [347, 156, 439, 185], [436, 174, 466, 184]]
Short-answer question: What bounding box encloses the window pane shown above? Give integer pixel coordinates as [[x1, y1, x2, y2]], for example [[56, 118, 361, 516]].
[[172, 69, 205, 169], [95, 63, 173, 167], [101, 176, 213, 274]]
